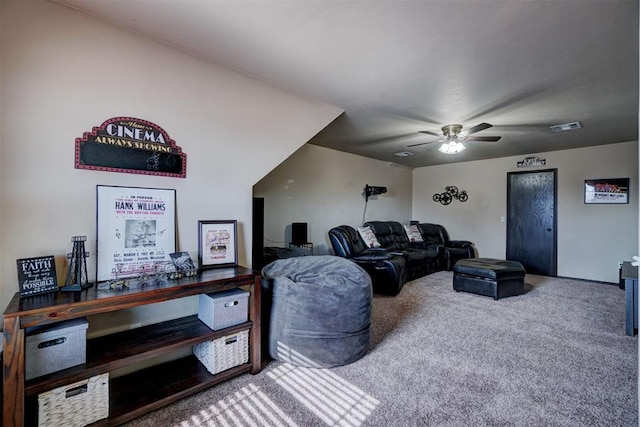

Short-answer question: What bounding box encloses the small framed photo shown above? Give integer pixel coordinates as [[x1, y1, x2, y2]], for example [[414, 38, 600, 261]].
[[170, 251, 196, 271], [170, 251, 197, 277], [198, 220, 238, 269], [584, 178, 630, 204]]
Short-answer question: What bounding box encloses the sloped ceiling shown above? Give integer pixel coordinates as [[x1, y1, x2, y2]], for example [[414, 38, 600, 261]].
[[54, 0, 638, 167]]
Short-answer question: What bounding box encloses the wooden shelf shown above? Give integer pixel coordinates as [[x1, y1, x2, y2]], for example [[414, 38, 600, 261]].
[[4, 267, 256, 329], [3, 267, 262, 427], [25, 315, 253, 396], [105, 355, 251, 426], [24, 356, 253, 427]]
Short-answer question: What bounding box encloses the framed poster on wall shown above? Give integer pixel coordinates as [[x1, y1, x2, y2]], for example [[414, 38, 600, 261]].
[[584, 178, 629, 204], [96, 185, 176, 281]]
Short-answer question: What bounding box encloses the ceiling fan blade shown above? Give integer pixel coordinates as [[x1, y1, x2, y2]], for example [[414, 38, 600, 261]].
[[462, 122, 492, 136], [407, 140, 439, 148], [418, 130, 441, 137], [464, 136, 501, 142]]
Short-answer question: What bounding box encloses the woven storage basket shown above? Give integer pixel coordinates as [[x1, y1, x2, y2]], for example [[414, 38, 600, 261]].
[[194, 330, 249, 375], [38, 373, 109, 427]]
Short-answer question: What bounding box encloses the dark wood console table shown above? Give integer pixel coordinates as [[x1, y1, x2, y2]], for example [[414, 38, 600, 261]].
[[622, 261, 638, 336], [3, 266, 261, 427]]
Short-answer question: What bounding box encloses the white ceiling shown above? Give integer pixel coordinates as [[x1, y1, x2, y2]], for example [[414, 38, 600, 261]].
[[55, 0, 638, 168]]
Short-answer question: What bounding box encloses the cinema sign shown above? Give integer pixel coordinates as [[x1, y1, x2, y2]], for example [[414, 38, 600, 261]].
[[75, 117, 187, 178]]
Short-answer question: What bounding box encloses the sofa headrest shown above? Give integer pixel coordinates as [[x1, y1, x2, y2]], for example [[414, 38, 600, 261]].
[[417, 223, 445, 245]]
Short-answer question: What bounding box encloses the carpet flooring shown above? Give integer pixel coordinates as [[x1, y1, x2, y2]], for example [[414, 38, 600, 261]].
[[126, 272, 638, 426]]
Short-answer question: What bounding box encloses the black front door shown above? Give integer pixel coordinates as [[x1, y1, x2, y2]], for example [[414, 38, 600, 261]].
[[506, 169, 557, 276]]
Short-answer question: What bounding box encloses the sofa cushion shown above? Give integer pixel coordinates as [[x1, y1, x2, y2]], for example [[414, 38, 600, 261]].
[[364, 221, 408, 250], [416, 223, 445, 246]]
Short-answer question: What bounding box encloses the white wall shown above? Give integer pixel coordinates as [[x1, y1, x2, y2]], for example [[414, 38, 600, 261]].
[[412, 141, 638, 283], [253, 144, 413, 254], [0, 1, 341, 331]]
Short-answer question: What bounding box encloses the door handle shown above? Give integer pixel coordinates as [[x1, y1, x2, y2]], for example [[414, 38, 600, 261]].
[[546, 228, 552, 232]]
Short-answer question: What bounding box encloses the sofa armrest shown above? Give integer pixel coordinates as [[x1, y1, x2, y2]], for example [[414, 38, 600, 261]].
[[410, 241, 440, 251], [366, 247, 406, 256], [352, 252, 393, 262], [449, 240, 473, 248]]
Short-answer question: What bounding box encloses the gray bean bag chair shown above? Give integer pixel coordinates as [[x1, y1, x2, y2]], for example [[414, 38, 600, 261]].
[[261, 255, 372, 368]]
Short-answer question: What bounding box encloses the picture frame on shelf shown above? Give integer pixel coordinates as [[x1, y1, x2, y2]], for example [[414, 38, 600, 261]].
[[584, 178, 629, 204], [198, 220, 238, 269], [170, 251, 197, 277], [96, 185, 176, 282]]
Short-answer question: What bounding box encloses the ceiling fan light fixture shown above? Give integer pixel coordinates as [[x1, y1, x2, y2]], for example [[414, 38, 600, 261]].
[[413, 122, 498, 151], [438, 138, 466, 154]]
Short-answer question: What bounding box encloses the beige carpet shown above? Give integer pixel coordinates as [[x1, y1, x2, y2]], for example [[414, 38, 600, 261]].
[[126, 272, 638, 426]]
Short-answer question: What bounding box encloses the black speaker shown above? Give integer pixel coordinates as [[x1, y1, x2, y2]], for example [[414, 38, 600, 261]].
[[291, 222, 308, 245]]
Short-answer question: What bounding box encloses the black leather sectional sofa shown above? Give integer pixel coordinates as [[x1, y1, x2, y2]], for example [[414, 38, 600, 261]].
[[327, 224, 407, 295], [414, 223, 476, 271], [363, 221, 440, 281], [328, 221, 475, 295]]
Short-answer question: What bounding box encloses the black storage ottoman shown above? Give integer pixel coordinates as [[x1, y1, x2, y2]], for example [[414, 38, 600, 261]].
[[453, 258, 525, 300]]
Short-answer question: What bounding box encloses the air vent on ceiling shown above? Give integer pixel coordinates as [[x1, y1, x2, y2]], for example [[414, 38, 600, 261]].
[[393, 151, 414, 157], [550, 121, 582, 132]]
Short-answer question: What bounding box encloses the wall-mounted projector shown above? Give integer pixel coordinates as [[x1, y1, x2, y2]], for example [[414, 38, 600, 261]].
[[365, 185, 387, 201]]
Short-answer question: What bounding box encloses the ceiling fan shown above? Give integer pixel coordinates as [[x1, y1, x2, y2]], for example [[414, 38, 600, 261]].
[[408, 122, 501, 154]]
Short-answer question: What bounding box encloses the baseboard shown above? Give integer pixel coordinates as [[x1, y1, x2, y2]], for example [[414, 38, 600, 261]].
[[555, 275, 618, 286]]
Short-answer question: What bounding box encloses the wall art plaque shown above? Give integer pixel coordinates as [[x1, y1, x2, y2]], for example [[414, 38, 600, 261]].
[[75, 117, 187, 178], [517, 156, 546, 168], [432, 185, 468, 205], [16, 255, 58, 297], [584, 178, 629, 204]]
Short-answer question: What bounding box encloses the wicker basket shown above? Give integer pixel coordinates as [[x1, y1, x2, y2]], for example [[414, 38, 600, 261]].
[[38, 373, 109, 427], [194, 330, 249, 375]]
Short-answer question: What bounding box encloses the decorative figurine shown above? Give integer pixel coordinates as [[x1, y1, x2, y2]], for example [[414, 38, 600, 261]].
[[61, 236, 92, 292]]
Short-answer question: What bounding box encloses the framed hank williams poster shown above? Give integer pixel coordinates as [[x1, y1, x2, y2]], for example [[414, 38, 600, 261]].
[[96, 185, 176, 282]]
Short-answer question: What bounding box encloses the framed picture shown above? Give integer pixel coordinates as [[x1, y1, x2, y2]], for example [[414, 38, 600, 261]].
[[170, 251, 196, 272], [198, 220, 238, 269], [96, 185, 176, 282], [584, 178, 629, 204], [169, 251, 197, 277], [16, 255, 59, 297]]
